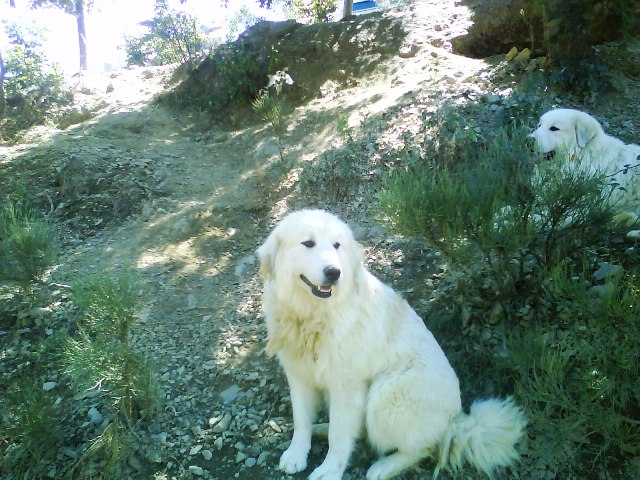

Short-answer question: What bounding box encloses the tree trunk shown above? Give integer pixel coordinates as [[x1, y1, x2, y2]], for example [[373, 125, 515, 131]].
[[0, 49, 6, 121], [342, 0, 353, 19], [75, 0, 88, 70]]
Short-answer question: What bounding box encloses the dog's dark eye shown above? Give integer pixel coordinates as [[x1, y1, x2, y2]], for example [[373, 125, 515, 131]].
[[301, 240, 315, 248], [333, 242, 341, 249], [549, 126, 560, 131]]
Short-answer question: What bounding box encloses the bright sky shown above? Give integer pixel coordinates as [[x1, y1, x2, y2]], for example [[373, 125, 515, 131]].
[[0, 0, 284, 74]]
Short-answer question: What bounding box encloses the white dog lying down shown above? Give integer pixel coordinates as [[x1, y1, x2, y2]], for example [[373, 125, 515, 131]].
[[258, 209, 526, 480], [530, 108, 640, 225]]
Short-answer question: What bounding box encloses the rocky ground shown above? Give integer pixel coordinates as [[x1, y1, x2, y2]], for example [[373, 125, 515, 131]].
[[1, 1, 639, 479]]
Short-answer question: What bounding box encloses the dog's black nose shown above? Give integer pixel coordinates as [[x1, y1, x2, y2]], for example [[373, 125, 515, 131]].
[[323, 266, 341, 284]]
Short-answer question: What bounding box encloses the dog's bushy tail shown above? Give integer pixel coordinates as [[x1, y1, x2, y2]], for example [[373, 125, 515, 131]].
[[434, 397, 526, 479]]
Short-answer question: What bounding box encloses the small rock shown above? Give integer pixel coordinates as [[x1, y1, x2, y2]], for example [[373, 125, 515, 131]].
[[244, 457, 257, 468], [505, 46, 518, 62], [399, 43, 420, 58], [211, 413, 232, 433], [43, 382, 57, 391], [88, 406, 102, 424], [514, 47, 531, 66], [214, 437, 224, 450], [257, 451, 270, 465], [202, 449, 213, 461], [627, 230, 640, 239], [482, 93, 501, 104], [236, 451, 247, 463], [219, 384, 241, 404], [267, 419, 282, 433], [189, 445, 203, 456], [593, 262, 624, 282], [188, 465, 204, 476]]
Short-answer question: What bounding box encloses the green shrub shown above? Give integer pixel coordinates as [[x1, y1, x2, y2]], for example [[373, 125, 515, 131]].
[[69, 419, 132, 480], [162, 40, 281, 115], [64, 275, 159, 420], [379, 123, 614, 304], [289, 0, 339, 23], [0, 202, 58, 288], [124, 0, 209, 68], [0, 21, 72, 140], [1, 381, 65, 478], [538, 0, 638, 91], [508, 266, 640, 478], [252, 70, 294, 161]]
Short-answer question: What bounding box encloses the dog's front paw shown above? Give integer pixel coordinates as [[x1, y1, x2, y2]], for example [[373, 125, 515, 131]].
[[279, 445, 308, 474], [309, 461, 344, 480]]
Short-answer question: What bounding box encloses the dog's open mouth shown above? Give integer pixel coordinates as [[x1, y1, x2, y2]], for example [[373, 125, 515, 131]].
[[300, 275, 332, 298]]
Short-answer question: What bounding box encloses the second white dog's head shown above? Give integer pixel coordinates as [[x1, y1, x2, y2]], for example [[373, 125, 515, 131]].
[[530, 108, 604, 159], [257, 209, 364, 304]]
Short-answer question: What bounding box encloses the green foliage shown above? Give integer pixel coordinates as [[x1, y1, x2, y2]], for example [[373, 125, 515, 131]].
[[0, 20, 72, 140], [164, 41, 281, 114], [252, 70, 293, 160], [70, 419, 132, 480], [226, 5, 266, 41], [379, 123, 613, 302], [509, 267, 640, 478], [124, 0, 209, 67], [537, 0, 638, 91], [289, 0, 339, 23], [1, 380, 65, 478], [301, 119, 372, 204], [0, 202, 58, 288], [65, 275, 159, 419]]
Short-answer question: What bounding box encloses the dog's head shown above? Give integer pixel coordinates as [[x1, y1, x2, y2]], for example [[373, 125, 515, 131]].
[[257, 209, 364, 302], [530, 109, 604, 160]]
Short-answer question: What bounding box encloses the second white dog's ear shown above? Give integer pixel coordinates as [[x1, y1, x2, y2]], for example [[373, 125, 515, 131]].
[[257, 233, 279, 281], [575, 117, 597, 149]]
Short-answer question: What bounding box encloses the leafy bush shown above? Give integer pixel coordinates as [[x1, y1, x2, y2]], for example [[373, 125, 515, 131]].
[[0, 21, 72, 140], [124, 0, 209, 68], [288, 0, 339, 23]]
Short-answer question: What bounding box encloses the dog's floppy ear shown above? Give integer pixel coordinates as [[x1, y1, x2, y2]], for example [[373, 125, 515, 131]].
[[574, 115, 599, 149], [349, 240, 366, 281], [257, 230, 279, 281]]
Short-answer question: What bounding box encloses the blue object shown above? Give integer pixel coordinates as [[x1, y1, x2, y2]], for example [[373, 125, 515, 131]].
[[353, 1, 378, 12]]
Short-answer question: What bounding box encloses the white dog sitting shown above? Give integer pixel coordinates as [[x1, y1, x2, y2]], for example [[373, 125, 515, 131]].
[[258, 209, 526, 480], [530, 108, 640, 230]]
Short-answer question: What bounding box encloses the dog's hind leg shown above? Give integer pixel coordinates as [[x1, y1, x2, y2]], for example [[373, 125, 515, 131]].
[[366, 451, 425, 480]]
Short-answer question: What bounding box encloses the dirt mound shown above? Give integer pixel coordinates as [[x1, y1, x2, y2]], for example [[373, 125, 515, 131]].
[[161, 12, 407, 120]]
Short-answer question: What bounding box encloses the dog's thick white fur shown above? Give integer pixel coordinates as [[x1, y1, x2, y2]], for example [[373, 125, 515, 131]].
[[530, 108, 640, 224], [257, 209, 526, 480]]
